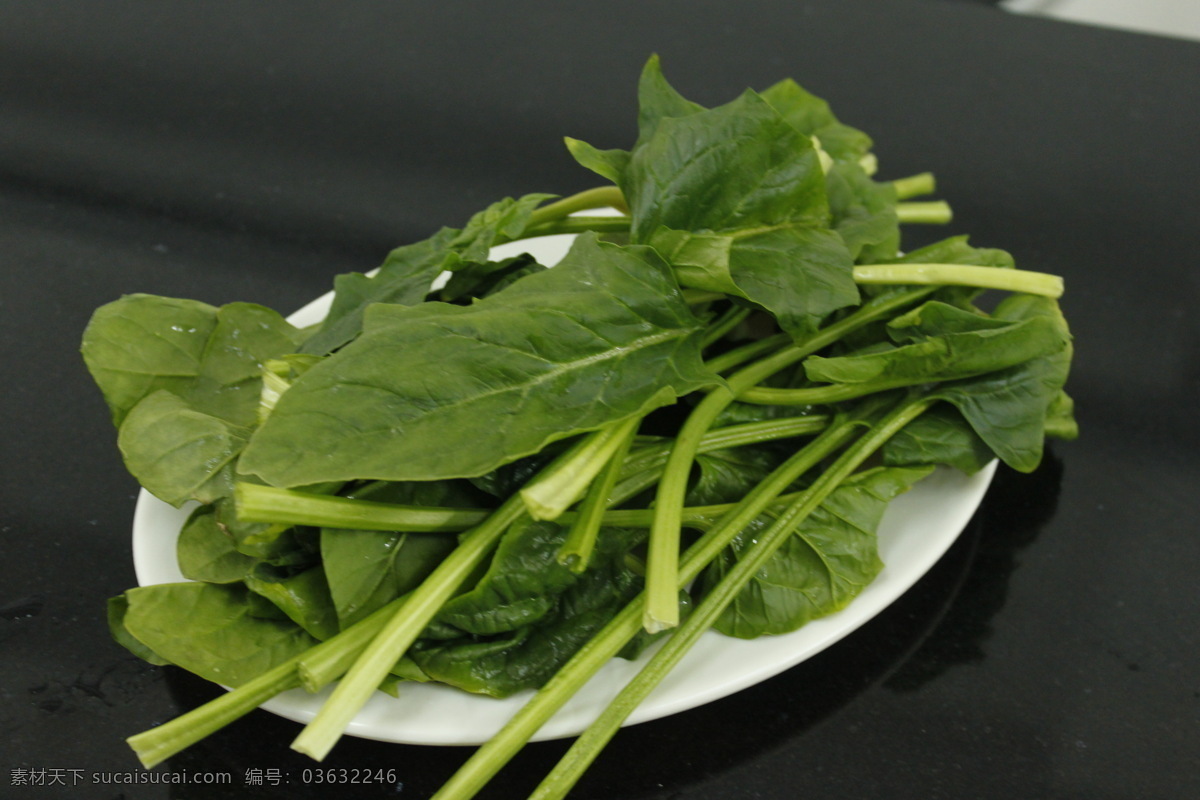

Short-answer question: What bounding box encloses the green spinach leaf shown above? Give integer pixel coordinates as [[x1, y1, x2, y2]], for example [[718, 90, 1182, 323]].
[[120, 582, 319, 687], [698, 465, 933, 638], [240, 234, 717, 486]]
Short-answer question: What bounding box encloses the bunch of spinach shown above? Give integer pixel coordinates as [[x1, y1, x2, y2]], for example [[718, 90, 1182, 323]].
[[82, 55, 1075, 799]]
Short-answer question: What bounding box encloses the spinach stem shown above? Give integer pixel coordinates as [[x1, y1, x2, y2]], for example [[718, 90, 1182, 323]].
[[891, 171, 936, 200], [525, 186, 627, 226], [519, 215, 631, 240], [557, 419, 640, 572], [528, 394, 935, 800], [125, 596, 405, 769], [895, 200, 953, 224], [235, 483, 481, 531], [703, 332, 791, 374], [429, 418, 861, 800], [853, 262, 1064, 298], [521, 418, 643, 520], [128, 662, 299, 769], [701, 304, 753, 349], [738, 379, 912, 407]]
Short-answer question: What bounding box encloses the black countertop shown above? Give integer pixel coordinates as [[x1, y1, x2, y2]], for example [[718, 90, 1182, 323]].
[[3, 2, 1197, 798]]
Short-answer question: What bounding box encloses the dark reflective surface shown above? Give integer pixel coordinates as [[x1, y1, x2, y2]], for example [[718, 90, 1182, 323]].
[[5, 2, 1199, 798]]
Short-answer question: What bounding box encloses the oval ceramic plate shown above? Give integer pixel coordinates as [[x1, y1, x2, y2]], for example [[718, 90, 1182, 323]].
[[132, 230, 996, 745]]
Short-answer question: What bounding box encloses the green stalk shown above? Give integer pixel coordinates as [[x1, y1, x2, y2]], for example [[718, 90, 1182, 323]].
[[558, 419, 640, 572], [701, 304, 752, 349], [738, 379, 912, 407], [519, 215, 631, 240], [126, 596, 405, 769], [641, 287, 937, 632], [524, 186, 627, 227], [290, 426, 620, 761], [853, 262, 1064, 298], [521, 419, 643, 520], [891, 171, 936, 200], [528, 395, 935, 800], [235, 483, 483, 531], [617, 415, 828, 480], [895, 200, 953, 224], [129, 661, 298, 769], [702, 332, 791, 374], [429, 419, 860, 800]]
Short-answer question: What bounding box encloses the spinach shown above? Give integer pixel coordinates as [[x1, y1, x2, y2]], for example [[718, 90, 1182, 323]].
[[81, 55, 1077, 800], [300, 193, 554, 355], [118, 582, 319, 687], [176, 504, 257, 584], [409, 520, 645, 698], [696, 465, 933, 638], [239, 233, 718, 486]]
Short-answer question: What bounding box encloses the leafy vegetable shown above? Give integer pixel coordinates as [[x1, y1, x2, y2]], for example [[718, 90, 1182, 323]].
[[238, 234, 717, 487], [80, 54, 1076, 800]]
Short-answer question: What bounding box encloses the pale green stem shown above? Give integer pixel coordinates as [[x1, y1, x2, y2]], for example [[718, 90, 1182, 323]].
[[525, 186, 627, 226], [521, 420, 642, 520], [895, 200, 953, 224], [703, 332, 791, 374], [853, 263, 1064, 298], [891, 171, 936, 200], [738, 379, 911, 407], [519, 215, 631, 239], [701, 304, 753, 349], [557, 419, 640, 572], [236, 483, 480, 531]]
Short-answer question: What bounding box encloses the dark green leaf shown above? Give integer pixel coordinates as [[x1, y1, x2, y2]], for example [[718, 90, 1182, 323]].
[[758, 78, 874, 162], [634, 54, 706, 145], [117, 391, 249, 507], [240, 234, 717, 486], [300, 227, 459, 356], [82, 296, 303, 427], [825, 160, 899, 262], [320, 480, 474, 628], [700, 465, 932, 638], [804, 300, 1062, 389], [438, 253, 544, 302], [931, 294, 1073, 472], [120, 582, 319, 687], [564, 137, 629, 185], [177, 504, 257, 583], [688, 445, 789, 506], [244, 563, 340, 641], [107, 594, 172, 666], [81, 294, 219, 427], [624, 89, 829, 242], [410, 520, 644, 697], [882, 405, 996, 475]]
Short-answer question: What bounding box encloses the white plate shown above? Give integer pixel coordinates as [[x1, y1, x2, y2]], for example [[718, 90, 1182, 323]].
[[132, 230, 996, 745]]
